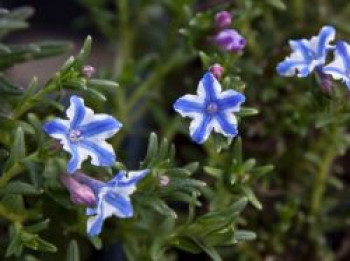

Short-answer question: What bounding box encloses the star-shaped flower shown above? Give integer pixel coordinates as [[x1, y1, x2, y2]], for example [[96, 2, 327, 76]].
[[73, 170, 149, 236], [43, 95, 122, 173], [276, 25, 336, 77], [173, 72, 245, 144], [323, 41, 350, 89]]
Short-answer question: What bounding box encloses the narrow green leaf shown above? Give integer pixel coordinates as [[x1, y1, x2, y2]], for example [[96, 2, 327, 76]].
[[66, 240, 80, 261], [241, 186, 262, 210], [4, 181, 42, 195], [191, 237, 222, 261]]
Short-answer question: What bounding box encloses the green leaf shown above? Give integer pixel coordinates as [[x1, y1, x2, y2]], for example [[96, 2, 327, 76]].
[[75, 35, 92, 69], [5, 226, 22, 257], [234, 230, 257, 241], [3, 181, 42, 195], [25, 219, 50, 233], [89, 237, 102, 250], [204, 166, 223, 178], [191, 237, 222, 261], [236, 107, 259, 117], [4, 126, 26, 171], [142, 132, 158, 167], [66, 240, 80, 261], [241, 186, 262, 210], [87, 79, 119, 89], [267, 0, 286, 10]]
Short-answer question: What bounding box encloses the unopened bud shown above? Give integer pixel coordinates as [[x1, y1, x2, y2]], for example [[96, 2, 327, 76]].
[[159, 175, 170, 187], [60, 174, 97, 206], [210, 64, 224, 79], [215, 11, 232, 29], [82, 65, 96, 78]]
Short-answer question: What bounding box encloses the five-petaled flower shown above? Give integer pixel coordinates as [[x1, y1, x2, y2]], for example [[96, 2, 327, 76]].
[[73, 170, 149, 236], [323, 41, 350, 89], [173, 72, 245, 144], [43, 95, 122, 173], [276, 25, 336, 77]]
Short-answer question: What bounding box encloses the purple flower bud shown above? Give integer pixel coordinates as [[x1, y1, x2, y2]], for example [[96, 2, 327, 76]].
[[60, 174, 97, 206], [210, 64, 225, 79], [159, 175, 170, 187], [215, 29, 246, 53], [316, 69, 333, 93], [82, 65, 96, 78], [215, 11, 232, 28]]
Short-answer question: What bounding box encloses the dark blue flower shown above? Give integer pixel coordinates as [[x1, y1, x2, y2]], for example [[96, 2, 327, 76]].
[[277, 25, 336, 77], [43, 95, 122, 173], [323, 41, 350, 89], [174, 72, 245, 144]]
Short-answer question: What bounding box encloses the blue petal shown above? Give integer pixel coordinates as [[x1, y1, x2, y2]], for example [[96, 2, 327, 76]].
[[108, 170, 149, 187], [86, 207, 97, 216], [69, 95, 86, 129], [215, 113, 238, 136], [105, 193, 133, 218], [218, 92, 245, 111], [80, 117, 122, 138], [201, 72, 218, 100], [173, 98, 204, 114], [43, 120, 68, 135], [67, 143, 81, 173], [291, 40, 312, 61], [336, 41, 350, 70], [316, 26, 335, 58], [323, 66, 345, 76], [276, 60, 307, 76], [191, 114, 212, 144], [79, 140, 115, 166], [87, 214, 104, 237]]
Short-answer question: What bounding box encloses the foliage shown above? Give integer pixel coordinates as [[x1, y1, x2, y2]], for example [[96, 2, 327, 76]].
[[0, 1, 350, 261]]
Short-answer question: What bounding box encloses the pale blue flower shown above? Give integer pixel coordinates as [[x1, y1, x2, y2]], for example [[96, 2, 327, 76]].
[[43, 95, 122, 173], [277, 25, 336, 77], [73, 170, 149, 236], [174, 72, 245, 144], [323, 41, 350, 89]]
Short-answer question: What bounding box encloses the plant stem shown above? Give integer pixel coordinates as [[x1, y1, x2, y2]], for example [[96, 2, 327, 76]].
[[0, 152, 38, 188], [309, 128, 337, 217], [113, 0, 132, 77]]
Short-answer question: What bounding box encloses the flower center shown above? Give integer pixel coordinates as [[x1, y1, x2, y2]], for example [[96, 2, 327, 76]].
[[206, 102, 218, 114], [69, 129, 82, 142]]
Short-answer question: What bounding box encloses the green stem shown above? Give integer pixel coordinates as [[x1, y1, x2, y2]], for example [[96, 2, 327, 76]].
[[113, 0, 133, 77], [0, 152, 39, 188], [309, 128, 337, 217], [13, 82, 56, 119]]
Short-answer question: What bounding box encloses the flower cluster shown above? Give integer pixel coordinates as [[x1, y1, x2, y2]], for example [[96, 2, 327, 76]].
[[277, 25, 350, 89], [43, 95, 149, 236], [43, 11, 248, 237], [214, 11, 246, 53]]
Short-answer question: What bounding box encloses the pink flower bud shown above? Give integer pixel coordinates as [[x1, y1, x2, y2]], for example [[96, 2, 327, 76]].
[[215, 11, 232, 29], [210, 64, 224, 79], [82, 65, 96, 78], [60, 174, 97, 206], [159, 175, 170, 187]]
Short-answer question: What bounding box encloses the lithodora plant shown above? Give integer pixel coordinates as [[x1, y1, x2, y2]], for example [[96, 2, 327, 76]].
[[0, 5, 268, 261]]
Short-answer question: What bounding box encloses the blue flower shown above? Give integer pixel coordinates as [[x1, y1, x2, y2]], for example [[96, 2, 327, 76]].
[[277, 25, 336, 77], [73, 170, 149, 237], [43, 95, 122, 173], [323, 41, 350, 89], [174, 72, 245, 144]]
